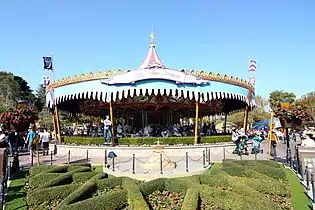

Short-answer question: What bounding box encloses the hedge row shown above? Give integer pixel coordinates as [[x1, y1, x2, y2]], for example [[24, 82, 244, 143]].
[[122, 178, 149, 210], [63, 135, 232, 145], [181, 188, 199, 210]]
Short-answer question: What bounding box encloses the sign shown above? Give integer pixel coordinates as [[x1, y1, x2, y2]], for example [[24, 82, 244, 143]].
[[101, 69, 210, 86]]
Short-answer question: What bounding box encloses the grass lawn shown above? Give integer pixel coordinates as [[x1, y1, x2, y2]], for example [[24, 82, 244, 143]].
[[5, 170, 28, 210], [285, 169, 313, 210]]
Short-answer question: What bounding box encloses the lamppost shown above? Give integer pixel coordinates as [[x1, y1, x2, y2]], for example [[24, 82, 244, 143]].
[[279, 98, 291, 164]]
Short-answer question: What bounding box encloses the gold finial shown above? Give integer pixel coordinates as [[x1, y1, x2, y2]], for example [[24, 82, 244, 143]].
[[150, 24, 155, 46]]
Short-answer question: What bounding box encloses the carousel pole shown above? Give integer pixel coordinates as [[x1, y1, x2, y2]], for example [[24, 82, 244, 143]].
[[51, 111, 57, 140], [109, 98, 115, 146], [268, 112, 274, 160], [223, 113, 228, 133], [243, 105, 249, 131], [194, 99, 199, 144], [50, 54, 61, 143]]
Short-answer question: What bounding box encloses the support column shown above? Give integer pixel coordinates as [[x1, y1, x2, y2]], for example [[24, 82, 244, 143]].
[[194, 101, 199, 144], [54, 105, 61, 143], [243, 105, 249, 131], [109, 101, 115, 146], [51, 110, 57, 140], [75, 120, 78, 135], [223, 113, 228, 133]]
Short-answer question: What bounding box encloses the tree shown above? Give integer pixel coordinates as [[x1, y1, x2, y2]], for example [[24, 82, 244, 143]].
[[34, 85, 46, 112], [297, 92, 315, 119], [13, 75, 36, 102], [228, 95, 270, 128], [268, 90, 296, 111], [0, 71, 19, 109]]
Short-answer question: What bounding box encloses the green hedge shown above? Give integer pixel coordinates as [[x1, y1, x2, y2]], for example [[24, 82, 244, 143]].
[[122, 178, 149, 210], [181, 188, 199, 210], [95, 177, 123, 190], [29, 173, 62, 189], [139, 178, 165, 197], [59, 190, 128, 210], [63, 135, 232, 145], [72, 172, 99, 183], [27, 183, 81, 207], [57, 181, 97, 207]]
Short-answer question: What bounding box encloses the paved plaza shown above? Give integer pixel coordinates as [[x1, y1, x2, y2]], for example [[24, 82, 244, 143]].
[[13, 140, 290, 178]]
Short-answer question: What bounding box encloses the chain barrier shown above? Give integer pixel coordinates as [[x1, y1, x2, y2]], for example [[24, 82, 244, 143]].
[[116, 157, 133, 164], [188, 155, 203, 162], [70, 153, 88, 162], [135, 157, 160, 164], [171, 156, 186, 163]]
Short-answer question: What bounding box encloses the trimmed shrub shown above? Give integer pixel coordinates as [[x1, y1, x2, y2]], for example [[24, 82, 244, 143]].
[[164, 178, 189, 195], [63, 135, 232, 145], [57, 181, 97, 207], [58, 190, 128, 210], [29, 165, 56, 176], [122, 178, 149, 210], [72, 172, 98, 183], [198, 185, 277, 210], [95, 177, 123, 190], [181, 188, 199, 210], [38, 173, 73, 189], [89, 172, 108, 181], [139, 178, 165, 197], [27, 183, 81, 207], [45, 165, 69, 173], [29, 173, 62, 189], [68, 164, 91, 172]]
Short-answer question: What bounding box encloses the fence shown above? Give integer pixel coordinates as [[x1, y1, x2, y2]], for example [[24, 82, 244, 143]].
[[16, 146, 265, 175]]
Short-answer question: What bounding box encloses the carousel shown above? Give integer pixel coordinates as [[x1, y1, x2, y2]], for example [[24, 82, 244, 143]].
[[46, 33, 255, 144]]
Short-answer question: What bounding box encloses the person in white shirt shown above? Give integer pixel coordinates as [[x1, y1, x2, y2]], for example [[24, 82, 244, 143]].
[[301, 132, 315, 147], [103, 115, 112, 144], [40, 129, 50, 155]]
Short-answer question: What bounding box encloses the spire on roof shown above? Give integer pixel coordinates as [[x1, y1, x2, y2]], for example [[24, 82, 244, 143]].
[[139, 27, 166, 69]]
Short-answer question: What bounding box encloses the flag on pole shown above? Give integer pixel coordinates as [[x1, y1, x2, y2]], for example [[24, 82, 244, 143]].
[[248, 59, 257, 72], [43, 76, 51, 87], [249, 76, 256, 86], [43, 57, 53, 70]]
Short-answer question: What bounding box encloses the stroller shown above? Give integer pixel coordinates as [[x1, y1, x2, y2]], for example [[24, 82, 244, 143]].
[[233, 135, 249, 155], [251, 135, 263, 154]]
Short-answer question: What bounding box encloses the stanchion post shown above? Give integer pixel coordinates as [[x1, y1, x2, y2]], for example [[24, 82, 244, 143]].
[[300, 159, 304, 181], [240, 154, 243, 161], [31, 153, 34, 166], [104, 149, 107, 165], [86, 150, 89, 163], [255, 152, 257, 160], [202, 151, 205, 168], [160, 154, 163, 174], [112, 157, 115, 172], [68, 150, 71, 164], [132, 154, 135, 174], [8, 161, 12, 180], [185, 152, 188, 172], [50, 151, 53, 165], [306, 166, 310, 190], [208, 147, 211, 165], [223, 148, 226, 160], [311, 174, 315, 202]]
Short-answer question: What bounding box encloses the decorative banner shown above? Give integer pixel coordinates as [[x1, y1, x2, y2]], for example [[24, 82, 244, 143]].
[[248, 76, 256, 86], [43, 76, 51, 87], [43, 56, 53, 71], [248, 59, 257, 72]]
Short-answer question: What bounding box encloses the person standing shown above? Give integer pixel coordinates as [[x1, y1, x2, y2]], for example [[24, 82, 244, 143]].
[[103, 115, 112, 144], [301, 132, 315, 147], [269, 130, 279, 157], [26, 128, 37, 156], [41, 129, 50, 155]]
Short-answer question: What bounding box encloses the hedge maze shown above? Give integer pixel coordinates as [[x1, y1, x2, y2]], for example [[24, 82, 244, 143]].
[[24, 160, 292, 210]]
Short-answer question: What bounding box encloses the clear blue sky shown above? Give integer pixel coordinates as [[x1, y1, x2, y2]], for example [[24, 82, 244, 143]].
[[1, 1, 314, 99]]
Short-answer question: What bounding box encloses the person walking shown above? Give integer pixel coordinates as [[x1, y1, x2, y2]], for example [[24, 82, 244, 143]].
[[26, 128, 37, 157], [41, 129, 50, 155]]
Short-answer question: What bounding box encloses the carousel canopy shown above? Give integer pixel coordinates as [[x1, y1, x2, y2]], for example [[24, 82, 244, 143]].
[[46, 33, 255, 114]]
